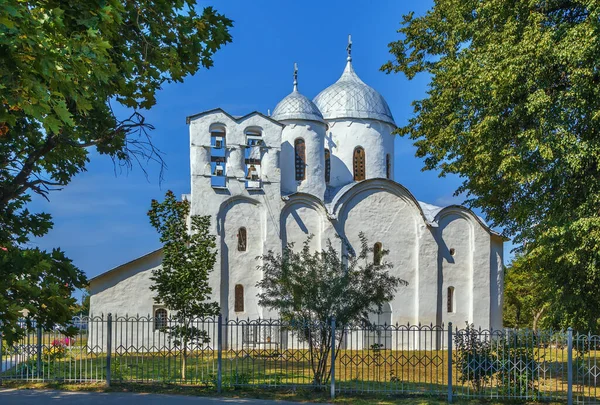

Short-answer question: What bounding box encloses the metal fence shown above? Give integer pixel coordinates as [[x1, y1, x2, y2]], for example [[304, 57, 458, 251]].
[[1, 315, 599, 404]]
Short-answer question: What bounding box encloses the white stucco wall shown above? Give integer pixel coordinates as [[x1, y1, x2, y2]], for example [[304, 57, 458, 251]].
[[333, 182, 420, 326], [325, 119, 395, 187], [90, 250, 163, 317], [280, 120, 326, 200]]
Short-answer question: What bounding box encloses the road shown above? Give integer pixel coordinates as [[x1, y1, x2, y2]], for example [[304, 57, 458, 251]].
[[0, 390, 324, 404]]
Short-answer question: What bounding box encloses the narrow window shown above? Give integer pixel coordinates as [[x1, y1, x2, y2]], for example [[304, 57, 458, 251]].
[[154, 308, 168, 330], [353, 147, 365, 181], [447, 287, 455, 313], [386, 154, 391, 179], [237, 227, 247, 252], [449, 248, 456, 256], [325, 149, 331, 184], [235, 284, 244, 312], [295, 139, 306, 180], [373, 242, 382, 265]]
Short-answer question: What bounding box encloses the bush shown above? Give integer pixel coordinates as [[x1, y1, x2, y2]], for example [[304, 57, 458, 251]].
[[495, 330, 539, 396], [454, 323, 496, 392]]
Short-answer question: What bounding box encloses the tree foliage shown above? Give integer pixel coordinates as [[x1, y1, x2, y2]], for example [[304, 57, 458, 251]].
[[0, 1, 231, 341], [503, 256, 548, 330], [383, 0, 600, 331], [148, 190, 220, 380], [256, 235, 406, 386]]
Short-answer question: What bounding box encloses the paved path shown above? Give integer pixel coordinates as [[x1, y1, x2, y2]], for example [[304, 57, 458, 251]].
[[0, 390, 323, 405]]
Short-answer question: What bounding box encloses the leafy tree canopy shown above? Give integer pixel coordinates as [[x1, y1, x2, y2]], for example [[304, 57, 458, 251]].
[[383, 0, 600, 332], [148, 190, 220, 380], [0, 1, 232, 340]]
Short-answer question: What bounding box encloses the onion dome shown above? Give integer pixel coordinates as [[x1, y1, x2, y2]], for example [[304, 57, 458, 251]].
[[272, 63, 325, 124], [313, 37, 395, 126]]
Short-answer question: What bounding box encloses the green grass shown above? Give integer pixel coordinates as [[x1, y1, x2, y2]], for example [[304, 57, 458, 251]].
[[0, 381, 569, 404], [2, 348, 598, 403]]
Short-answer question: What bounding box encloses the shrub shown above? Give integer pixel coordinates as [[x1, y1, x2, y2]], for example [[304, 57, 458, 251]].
[[454, 323, 496, 392]]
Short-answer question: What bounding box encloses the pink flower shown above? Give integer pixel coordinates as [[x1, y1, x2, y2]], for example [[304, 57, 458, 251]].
[[0, 246, 7, 251]]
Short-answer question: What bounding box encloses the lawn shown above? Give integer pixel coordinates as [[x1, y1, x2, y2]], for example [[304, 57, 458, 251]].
[[3, 345, 599, 403]]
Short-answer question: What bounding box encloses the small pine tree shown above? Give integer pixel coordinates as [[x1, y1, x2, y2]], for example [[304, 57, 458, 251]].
[[148, 191, 220, 380]]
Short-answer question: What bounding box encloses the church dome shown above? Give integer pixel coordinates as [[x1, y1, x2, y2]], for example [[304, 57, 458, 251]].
[[272, 89, 324, 123], [313, 61, 395, 126]]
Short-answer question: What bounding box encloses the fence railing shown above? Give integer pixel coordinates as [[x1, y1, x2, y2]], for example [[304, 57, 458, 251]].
[[1, 315, 599, 404]]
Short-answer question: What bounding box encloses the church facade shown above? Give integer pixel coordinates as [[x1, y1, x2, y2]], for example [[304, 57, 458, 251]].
[[89, 44, 505, 331]]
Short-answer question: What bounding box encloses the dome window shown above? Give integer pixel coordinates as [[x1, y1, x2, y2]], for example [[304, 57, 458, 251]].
[[353, 147, 365, 181], [325, 149, 331, 184], [386, 154, 391, 179], [295, 138, 306, 181]]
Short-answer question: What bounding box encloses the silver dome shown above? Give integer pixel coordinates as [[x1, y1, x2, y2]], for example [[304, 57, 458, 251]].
[[272, 89, 325, 123], [313, 61, 395, 126]]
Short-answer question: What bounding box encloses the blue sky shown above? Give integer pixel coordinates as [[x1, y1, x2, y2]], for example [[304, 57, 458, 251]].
[[27, 1, 513, 295]]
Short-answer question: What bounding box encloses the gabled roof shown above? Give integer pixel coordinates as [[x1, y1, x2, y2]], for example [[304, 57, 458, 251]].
[[186, 108, 285, 127], [89, 248, 163, 283]]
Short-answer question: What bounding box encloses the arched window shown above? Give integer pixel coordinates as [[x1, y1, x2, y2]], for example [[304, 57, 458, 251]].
[[324, 149, 331, 184], [373, 242, 382, 265], [353, 147, 365, 181], [237, 228, 247, 252], [235, 284, 244, 312], [154, 308, 168, 330], [447, 287, 455, 313], [386, 154, 391, 179], [295, 139, 306, 180]]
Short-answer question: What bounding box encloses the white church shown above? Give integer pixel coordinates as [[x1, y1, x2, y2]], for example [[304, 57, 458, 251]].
[[89, 40, 505, 331]]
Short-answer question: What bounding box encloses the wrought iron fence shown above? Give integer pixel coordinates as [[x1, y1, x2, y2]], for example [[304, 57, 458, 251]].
[[1, 315, 599, 404]]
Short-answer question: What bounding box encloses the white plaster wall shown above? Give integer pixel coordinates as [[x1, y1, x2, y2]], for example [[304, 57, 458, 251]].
[[336, 185, 420, 326], [438, 215, 474, 328], [90, 250, 163, 317], [219, 199, 264, 320], [280, 120, 326, 200], [281, 200, 324, 252], [490, 236, 504, 330], [325, 119, 395, 187]]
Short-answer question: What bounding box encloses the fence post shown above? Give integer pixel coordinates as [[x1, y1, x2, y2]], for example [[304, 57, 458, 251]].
[[330, 317, 336, 400], [448, 322, 453, 404], [567, 327, 573, 405], [106, 313, 112, 387], [217, 314, 223, 394], [36, 326, 42, 379]]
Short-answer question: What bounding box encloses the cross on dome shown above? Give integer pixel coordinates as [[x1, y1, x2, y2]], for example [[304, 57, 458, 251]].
[[293, 62, 298, 92], [346, 34, 352, 62]]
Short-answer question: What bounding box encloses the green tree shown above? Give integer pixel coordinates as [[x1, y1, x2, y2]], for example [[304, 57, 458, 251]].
[[256, 235, 406, 386], [503, 256, 548, 330], [383, 1, 600, 332], [148, 190, 220, 380], [0, 1, 232, 340]]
